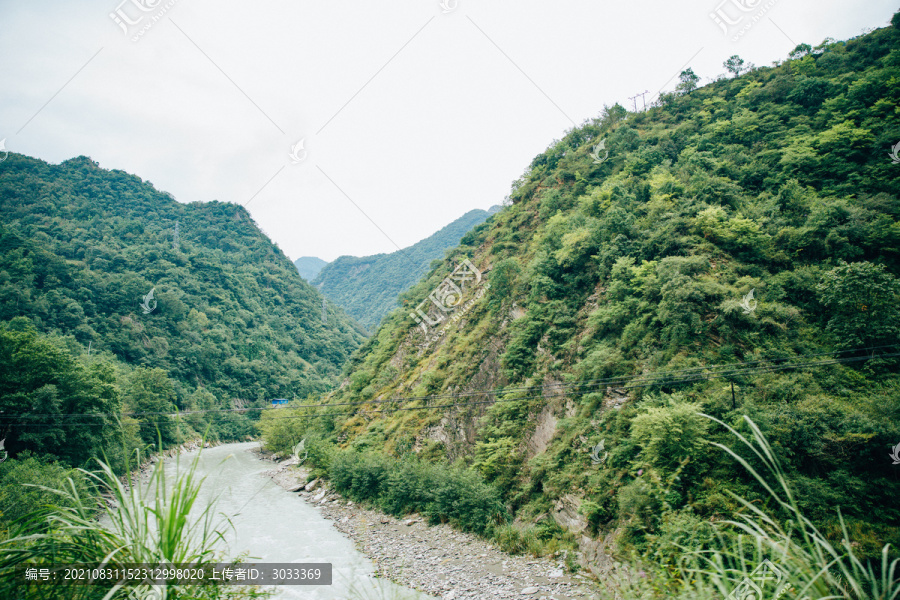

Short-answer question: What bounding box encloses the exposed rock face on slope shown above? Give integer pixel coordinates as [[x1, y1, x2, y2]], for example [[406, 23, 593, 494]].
[[277, 22, 900, 569]]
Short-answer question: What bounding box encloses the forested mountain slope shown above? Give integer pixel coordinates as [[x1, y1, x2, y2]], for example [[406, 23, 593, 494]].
[[276, 22, 900, 568], [313, 207, 499, 330], [294, 255, 327, 281], [0, 155, 365, 469]]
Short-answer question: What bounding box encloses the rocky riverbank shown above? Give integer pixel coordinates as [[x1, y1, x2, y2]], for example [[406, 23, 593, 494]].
[[260, 453, 607, 600]]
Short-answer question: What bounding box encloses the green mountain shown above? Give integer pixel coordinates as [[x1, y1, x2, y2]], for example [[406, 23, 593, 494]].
[[312, 207, 499, 330], [264, 21, 900, 580], [0, 154, 366, 467], [294, 255, 327, 281]]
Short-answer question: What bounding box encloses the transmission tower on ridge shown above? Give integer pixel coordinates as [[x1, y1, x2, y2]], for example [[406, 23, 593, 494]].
[[628, 93, 640, 112], [628, 90, 651, 112], [638, 90, 650, 110]]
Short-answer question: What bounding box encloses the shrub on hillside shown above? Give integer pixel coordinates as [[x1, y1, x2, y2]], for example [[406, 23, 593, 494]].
[[0, 455, 91, 535], [631, 399, 710, 469], [325, 449, 507, 536]]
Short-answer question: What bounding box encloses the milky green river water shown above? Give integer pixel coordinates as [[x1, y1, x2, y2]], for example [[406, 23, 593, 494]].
[[166, 442, 433, 600]]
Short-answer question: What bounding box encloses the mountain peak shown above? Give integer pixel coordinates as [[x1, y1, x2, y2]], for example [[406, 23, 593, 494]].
[[311, 208, 494, 330]]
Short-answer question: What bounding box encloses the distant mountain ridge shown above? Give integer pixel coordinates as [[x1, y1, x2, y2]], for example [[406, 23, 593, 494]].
[[294, 256, 327, 281], [312, 207, 499, 330]]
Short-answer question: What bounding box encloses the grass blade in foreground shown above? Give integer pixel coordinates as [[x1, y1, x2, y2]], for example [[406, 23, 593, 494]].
[[0, 446, 272, 600], [601, 415, 899, 600]]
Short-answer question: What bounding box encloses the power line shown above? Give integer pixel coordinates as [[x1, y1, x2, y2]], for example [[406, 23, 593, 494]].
[[11, 343, 898, 421], [2, 345, 896, 429], [4, 344, 897, 423]]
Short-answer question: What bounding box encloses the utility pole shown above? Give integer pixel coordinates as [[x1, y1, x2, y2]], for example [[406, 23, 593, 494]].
[[321, 299, 327, 324], [173, 220, 179, 251], [627, 93, 640, 112], [638, 90, 650, 110], [731, 381, 736, 410], [629, 91, 651, 112]]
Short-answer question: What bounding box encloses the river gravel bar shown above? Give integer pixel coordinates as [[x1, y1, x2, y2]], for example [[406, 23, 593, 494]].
[[261, 454, 604, 600]]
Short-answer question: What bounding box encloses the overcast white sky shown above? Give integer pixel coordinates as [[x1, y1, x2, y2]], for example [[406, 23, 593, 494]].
[[1, 0, 895, 262]]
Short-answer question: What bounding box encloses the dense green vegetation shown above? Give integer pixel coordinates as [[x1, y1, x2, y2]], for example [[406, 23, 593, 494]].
[[313, 207, 498, 330], [0, 155, 365, 400], [321, 439, 506, 536], [0, 153, 365, 541], [0, 450, 270, 600], [605, 417, 900, 599], [2, 10, 899, 600], [258, 411, 578, 559], [261, 18, 900, 595]]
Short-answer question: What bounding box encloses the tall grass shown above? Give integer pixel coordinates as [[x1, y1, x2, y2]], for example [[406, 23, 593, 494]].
[[0, 447, 271, 600], [602, 416, 900, 600]]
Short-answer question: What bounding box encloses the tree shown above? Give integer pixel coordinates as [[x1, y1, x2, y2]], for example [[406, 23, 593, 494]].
[[631, 399, 710, 469], [0, 325, 120, 466], [676, 69, 700, 94], [487, 258, 521, 308], [256, 403, 307, 455], [817, 261, 900, 352], [724, 55, 747, 77], [789, 43, 813, 60], [600, 103, 628, 125], [124, 367, 178, 447]]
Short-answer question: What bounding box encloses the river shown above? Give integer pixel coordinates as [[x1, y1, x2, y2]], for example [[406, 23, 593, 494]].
[[166, 442, 435, 600]]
